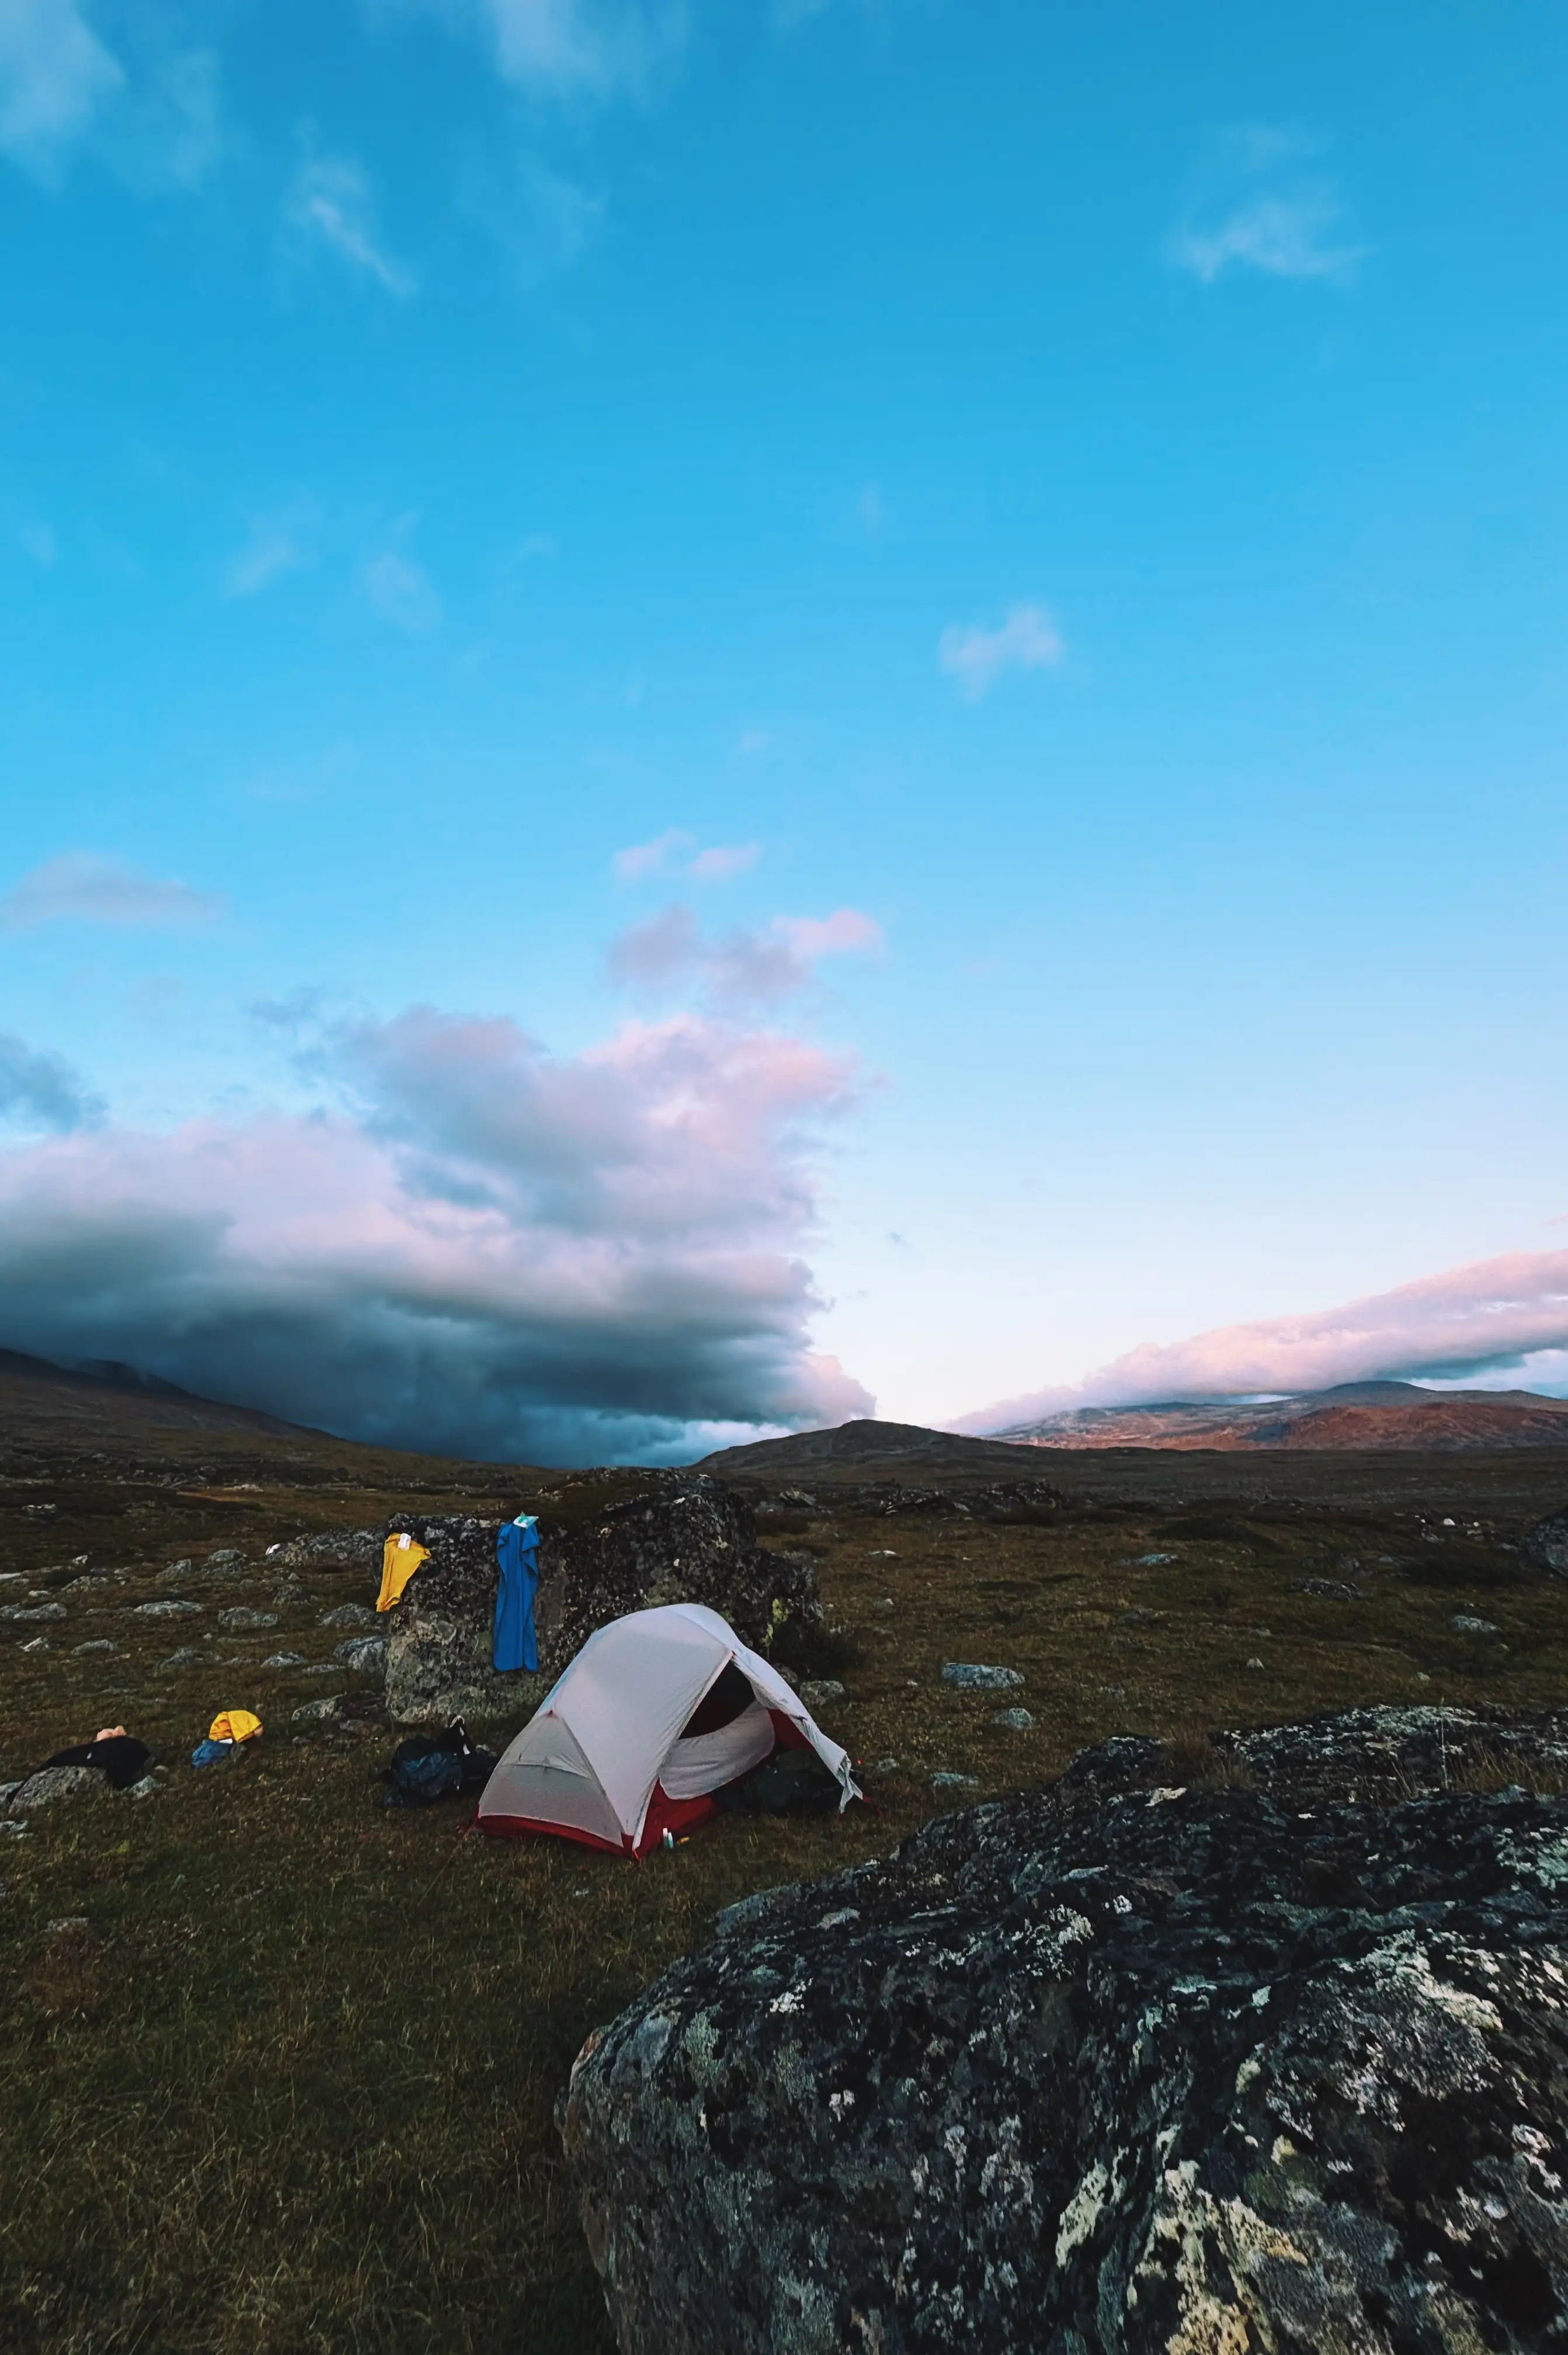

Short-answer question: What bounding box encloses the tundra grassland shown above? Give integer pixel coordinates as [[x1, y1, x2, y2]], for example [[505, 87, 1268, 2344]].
[[4, 1440, 1568, 2353]]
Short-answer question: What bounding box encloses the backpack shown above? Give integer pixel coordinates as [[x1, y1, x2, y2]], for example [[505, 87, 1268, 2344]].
[[378, 1717, 498, 1808]]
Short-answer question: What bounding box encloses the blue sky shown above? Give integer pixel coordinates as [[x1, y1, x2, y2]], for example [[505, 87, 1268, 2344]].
[[2, 1, 1567, 1460]]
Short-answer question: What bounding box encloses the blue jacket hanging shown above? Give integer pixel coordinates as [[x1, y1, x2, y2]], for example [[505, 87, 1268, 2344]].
[[495, 1515, 540, 1673]]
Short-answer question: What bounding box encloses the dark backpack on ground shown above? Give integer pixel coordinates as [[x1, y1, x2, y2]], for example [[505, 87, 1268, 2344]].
[[378, 1717, 498, 1808], [716, 1746, 841, 1817]]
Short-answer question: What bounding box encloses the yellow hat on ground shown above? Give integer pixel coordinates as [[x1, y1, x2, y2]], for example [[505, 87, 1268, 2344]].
[[209, 1709, 262, 1745]]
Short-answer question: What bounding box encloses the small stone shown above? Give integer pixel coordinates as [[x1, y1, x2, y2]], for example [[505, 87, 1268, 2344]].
[[292, 1694, 345, 1724], [941, 1663, 1024, 1691], [992, 1708, 1034, 1732], [872, 1756, 899, 1773], [261, 1651, 307, 1669], [1452, 1614, 1500, 1634], [47, 1916, 89, 1933], [128, 1776, 157, 1800], [206, 1549, 246, 1571], [1134, 1551, 1175, 1565], [21, 1637, 50, 1654], [931, 1771, 981, 1792], [2, 1600, 68, 1623], [72, 1639, 119, 1656], [300, 1662, 341, 1677], [319, 1602, 378, 1630], [161, 1647, 201, 1668], [135, 1599, 201, 1618], [335, 1634, 387, 1669], [1246, 1656, 1266, 1670], [217, 1607, 278, 1632], [800, 1679, 847, 1709], [159, 1559, 194, 1582]]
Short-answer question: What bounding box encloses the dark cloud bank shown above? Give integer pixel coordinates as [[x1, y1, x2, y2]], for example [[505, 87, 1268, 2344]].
[[0, 1006, 872, 1466]]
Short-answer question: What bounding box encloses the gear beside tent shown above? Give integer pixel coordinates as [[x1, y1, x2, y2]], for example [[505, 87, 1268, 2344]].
[[477, 1603, 861, 1859]]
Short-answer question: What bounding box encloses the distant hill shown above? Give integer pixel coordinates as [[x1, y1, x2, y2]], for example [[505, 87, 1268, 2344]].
[[0, 1345, 334, 1459], [989, 1381, 1568, 1453], [697, 1418, 1042, 1481]]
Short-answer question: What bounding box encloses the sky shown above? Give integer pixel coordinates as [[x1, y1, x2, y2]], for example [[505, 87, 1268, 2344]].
[[2, 0, 1567, 1463]]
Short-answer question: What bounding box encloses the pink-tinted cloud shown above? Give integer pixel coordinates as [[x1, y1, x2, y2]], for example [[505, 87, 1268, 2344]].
[[0, 852, 220, 930], [959, 1249, 1568, 1433], [938, 603, 1063, 701], [612, 831, 760, 883], [608, 904, 883, 1012], [0, 1003, 872, 1464]]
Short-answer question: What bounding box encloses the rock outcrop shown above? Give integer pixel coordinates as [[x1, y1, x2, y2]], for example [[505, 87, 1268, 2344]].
[[561, 1704, 1568, 2354], [1525, 1509, 1568, 1577], [383, 1475, 821, 1725]]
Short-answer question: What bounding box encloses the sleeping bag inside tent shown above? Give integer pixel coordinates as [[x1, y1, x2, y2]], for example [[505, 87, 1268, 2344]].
[[477, 1602, 861, 1857]]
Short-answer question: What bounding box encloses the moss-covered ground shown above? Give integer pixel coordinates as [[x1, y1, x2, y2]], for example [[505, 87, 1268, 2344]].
[[5, 1443, 1568, 2351]]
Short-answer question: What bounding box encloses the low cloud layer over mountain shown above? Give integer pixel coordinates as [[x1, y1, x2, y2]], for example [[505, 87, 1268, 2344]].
[[961, 1251, 1568, 1433]]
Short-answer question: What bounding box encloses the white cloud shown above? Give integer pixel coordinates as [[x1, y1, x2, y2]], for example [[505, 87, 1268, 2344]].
[[0, 6, 221, 192], [938, 603, 1063, 701], [474, 0, 686, 96], [1172, 190, 1363, 284], [0, 853, 221, 931], [287, 156, 415, 297], [361, 547, 441, 633], [1170, 130, 1365, 285], [0, 1002, 873, 1463], [0, 0, 121, 176], [613, 831, 760, 884], [609, 904, 882, 1012], [959, 1249, 1568, 1433], [223, 502, 318, 600], [690, 843, 761, 883]]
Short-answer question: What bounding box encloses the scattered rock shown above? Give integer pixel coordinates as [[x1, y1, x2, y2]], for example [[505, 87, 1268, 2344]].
[[0, 1600, 67, 1624], [1524, 1508, 1568, 1576], [204, 1549, 247, 1572], [1292, 1578, 1363, 1599], [940, 1663, 1023, 1691], [268, 1527, 383, 1571], [334, 1635, 387, 1670], [300, 1663, 342, 1678], [4, 1766, 103, 1815], [1132, 1550, 1174, 1565], [291, 1694, 346, 1724], [216, 1607, 279, 1632], [20, 1637, 50, 1654], [319, 1602, 378, 1630], [561, 1704, 1568, 2355], [1245, 1654, 1266, 1669], [71, 1640, 119, 1656], [383, 1478, 822, 1725], [261, 1651, 307, 1669], [991, 1707, 1034, 1732], [799, 1679, 846, 1710], [127, 1776, 157, 1800], [1453, 1613, 1500, 1634], [930, 1770, 981, 1792], [158, 1559, 194, 1582], [135, 1599, 201, 1619], [161, 1647, 201, 1668], [872, 1756, 899, 1772]]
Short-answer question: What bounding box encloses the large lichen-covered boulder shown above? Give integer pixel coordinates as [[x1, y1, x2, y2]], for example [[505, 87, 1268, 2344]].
[[383, 1474, 820, 1725], [560, 1704, 1568, 2354]]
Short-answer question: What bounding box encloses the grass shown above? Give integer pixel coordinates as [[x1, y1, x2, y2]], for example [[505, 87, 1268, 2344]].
[[6, 1459, 1568, 2350]]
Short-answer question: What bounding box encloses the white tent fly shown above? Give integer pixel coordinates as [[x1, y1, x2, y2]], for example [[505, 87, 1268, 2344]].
[[477, 1602, 861, 1858]]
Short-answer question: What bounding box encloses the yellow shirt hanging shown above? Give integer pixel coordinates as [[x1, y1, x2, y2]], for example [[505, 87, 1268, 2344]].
[[377, 1532, 430, 1611]]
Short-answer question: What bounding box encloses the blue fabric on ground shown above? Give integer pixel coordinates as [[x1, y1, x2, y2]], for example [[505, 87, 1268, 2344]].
[[190, 1737, 234, 1769], [494, 1517, 540, 1673]]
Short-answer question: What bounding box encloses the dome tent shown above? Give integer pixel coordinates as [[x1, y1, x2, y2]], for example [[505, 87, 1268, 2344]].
[[477, 1602, 860, 1858]]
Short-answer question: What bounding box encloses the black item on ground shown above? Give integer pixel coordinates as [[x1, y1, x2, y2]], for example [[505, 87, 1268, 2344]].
[[715, 1746, 841, 1816], [41, 1735, 153, 1790], [378, 1717, 498, 1808], [680, 1662, 756, 1740]]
